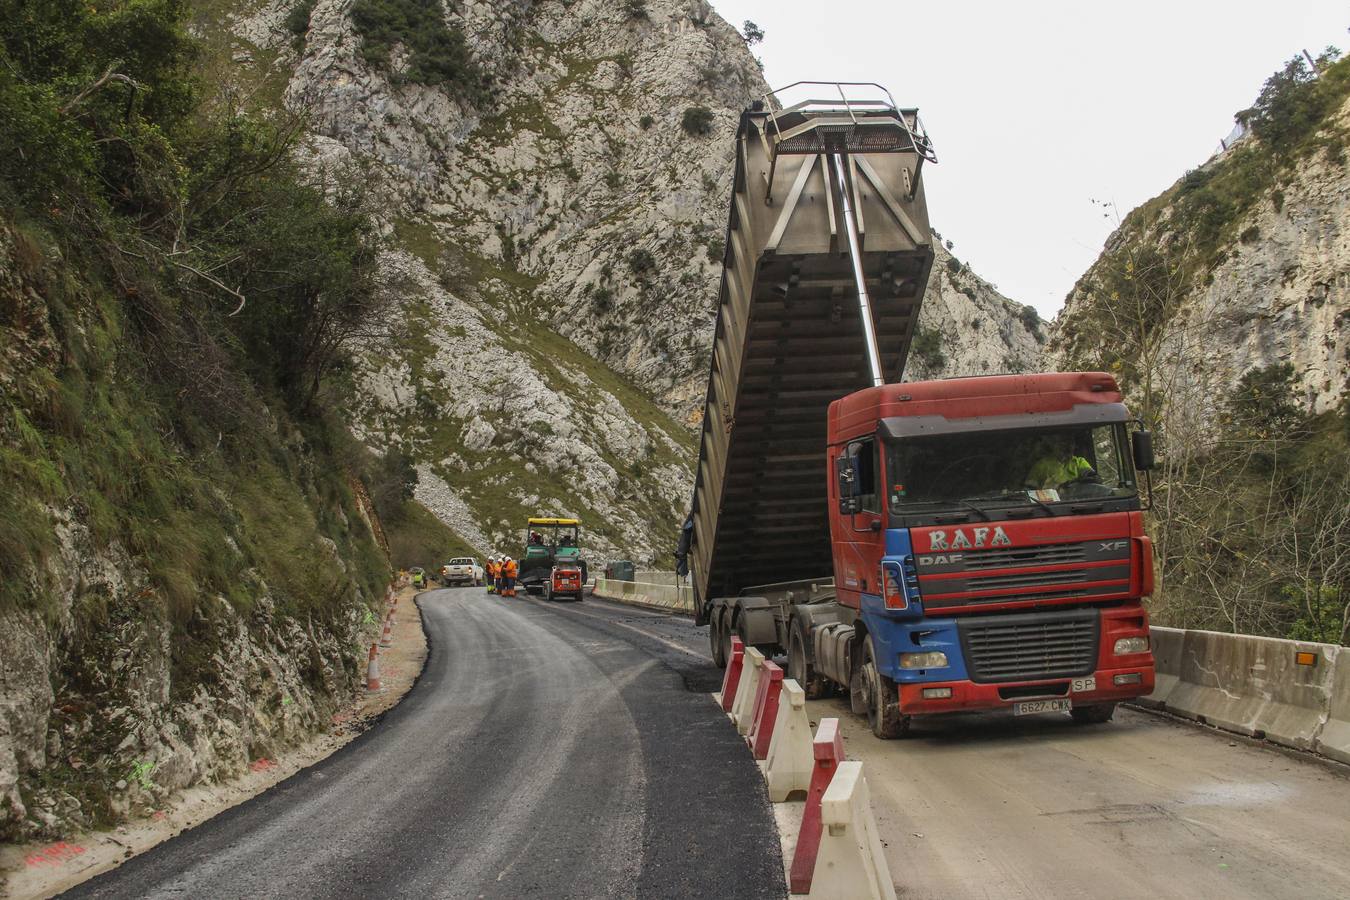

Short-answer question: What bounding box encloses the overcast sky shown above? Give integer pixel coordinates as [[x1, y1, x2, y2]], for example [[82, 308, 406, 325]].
[[709, 0, 1347, 319]]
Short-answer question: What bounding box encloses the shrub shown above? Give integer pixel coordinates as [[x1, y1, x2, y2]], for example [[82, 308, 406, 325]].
[[623, 0, 647, 19], [628, 247, 655, 275], [590, 286, 615, 313], [1018, 305, 1040, 333], [1240, 48, 1344, 157], [945, 257, 962, 275], [639, 114, 654, 130], [911, 326, 945, 370], [742, 20, 764, 45], [681, 106, 714, 137], [285, 0, 317, 41], [350, 0, 486, 99]]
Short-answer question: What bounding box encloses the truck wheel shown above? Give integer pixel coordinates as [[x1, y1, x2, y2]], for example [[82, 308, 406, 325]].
[[788, 624, 829, 699], [1070, 702, 1116, 724], [709, 609, 728, 668], [861, 638, 910, 739]]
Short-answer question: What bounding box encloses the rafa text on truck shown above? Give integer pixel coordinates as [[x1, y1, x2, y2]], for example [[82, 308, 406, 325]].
[[675, 83, 1157, 737]]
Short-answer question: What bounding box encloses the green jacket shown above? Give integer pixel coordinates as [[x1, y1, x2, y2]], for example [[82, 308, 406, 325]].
[[1027, 455, 1094, 490]]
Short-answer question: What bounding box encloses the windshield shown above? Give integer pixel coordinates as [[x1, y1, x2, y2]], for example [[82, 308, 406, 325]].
[[886, 422, 1137, 514]]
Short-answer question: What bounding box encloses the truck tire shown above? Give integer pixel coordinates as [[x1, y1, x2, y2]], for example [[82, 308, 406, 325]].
[[710, 608, 728, 668], [1070, 702, 1116, 724], [860, 637, 910, 739], [788, 622, 830, 700]]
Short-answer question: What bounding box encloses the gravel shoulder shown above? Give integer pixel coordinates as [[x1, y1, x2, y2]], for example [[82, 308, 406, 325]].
[[1, 586, 427, 900]]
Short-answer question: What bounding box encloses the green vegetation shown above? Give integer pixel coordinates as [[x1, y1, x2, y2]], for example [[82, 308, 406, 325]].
[[639, 114, 654, 130], [0, 0, 409, 634], [350, 0, 485, 99], [284, 0, 317, 42], [1241, 48, 1347, 157], [910, 325, 945, 371], [681, 105, 715, 136], [1017, 304, 1041, 336], [1049, 49, 1350, 644], [627, 247, 656, 275], [385, 499, 477, 570], [1156, 366, 1349, 645]]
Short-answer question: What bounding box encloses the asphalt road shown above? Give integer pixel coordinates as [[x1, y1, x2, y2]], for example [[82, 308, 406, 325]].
[[450, 595, 1350, 900], [66, 589, 784, 899]]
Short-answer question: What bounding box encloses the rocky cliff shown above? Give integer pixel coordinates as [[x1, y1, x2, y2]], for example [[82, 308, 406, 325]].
[[0, 221, 380, 841], [1045, 53, 1350, 643], [212, 0, 1042, 561], [1049, 61, 1350, 418]]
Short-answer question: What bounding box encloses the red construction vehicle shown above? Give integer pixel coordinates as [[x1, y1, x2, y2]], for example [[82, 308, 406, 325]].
[[676, 83, 1157, 737]]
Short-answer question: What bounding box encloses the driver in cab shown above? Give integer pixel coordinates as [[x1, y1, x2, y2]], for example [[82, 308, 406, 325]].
[[1024, 435, 1095, 493]]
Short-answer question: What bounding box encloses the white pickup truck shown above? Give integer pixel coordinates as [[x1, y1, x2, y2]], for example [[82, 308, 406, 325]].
[[440, 557, 484, 587]]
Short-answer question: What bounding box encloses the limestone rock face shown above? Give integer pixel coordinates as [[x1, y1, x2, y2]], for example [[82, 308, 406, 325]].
[[226, 0, 1043, 560], [1163, 151, 1350, 412], [1049, 96, 1350, 416], [0, 511, 369, 841], [905, 239, 1046, 381]]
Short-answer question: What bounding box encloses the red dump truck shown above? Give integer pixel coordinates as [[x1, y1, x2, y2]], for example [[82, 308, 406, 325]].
[[676, 83, 1157, 737]]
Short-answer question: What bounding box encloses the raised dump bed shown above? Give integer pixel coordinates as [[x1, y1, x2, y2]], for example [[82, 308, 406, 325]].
[[687, 83, 936, 619]]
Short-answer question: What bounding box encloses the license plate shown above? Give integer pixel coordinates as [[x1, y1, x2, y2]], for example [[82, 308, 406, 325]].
[[1013, 699, 1072, 716], [1071, 676, 1097, 693]]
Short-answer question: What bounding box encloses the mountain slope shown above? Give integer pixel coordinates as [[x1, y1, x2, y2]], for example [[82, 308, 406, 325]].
[[216, 0, 1043, 561], [1050, 54, 1350, 417], [1046, 52, 1350, 643]]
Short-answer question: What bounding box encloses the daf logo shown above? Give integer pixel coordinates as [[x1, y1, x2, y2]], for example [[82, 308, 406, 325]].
[[919, 554, 963, 566], [928, 527, 1012, 551]]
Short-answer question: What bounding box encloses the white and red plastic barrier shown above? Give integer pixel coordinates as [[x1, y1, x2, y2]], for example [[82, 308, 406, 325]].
[[720, 661, 895, 897]]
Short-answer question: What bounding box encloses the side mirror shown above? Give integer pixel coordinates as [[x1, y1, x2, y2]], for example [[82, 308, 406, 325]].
[[836, 456, 861, 514], [1132, 430, 1155, 472]]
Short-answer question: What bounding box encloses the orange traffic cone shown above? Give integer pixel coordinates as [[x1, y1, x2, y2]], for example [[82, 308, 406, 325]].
[[379, 613, 394, 647], [366, 643, 381, 692]]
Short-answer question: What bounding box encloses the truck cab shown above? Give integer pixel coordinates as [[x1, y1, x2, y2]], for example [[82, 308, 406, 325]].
[[828, 372, 1156, 733]]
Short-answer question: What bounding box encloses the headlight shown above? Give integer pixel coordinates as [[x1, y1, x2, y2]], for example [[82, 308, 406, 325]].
[[900, 651, 948, 669], [1114, 636, 1149, 655]]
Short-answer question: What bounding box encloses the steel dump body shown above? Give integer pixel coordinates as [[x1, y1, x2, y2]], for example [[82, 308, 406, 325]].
[[688, 88, 936, 618]]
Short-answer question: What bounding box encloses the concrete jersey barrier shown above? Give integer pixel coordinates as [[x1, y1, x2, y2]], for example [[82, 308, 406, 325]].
[[1142, 625, 1346, 761], [593, 577, 695, 613]]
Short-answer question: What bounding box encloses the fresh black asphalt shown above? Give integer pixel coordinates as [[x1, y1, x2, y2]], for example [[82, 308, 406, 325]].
[[66, 588, 784, 899]]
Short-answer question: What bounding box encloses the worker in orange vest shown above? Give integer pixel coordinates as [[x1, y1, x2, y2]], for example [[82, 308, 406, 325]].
[[486, 557, 499, 594], [502, 557, 519, 597]]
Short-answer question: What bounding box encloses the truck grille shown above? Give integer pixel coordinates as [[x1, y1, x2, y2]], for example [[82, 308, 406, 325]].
[[966, 568, 1089, 591], [958, 609, 1099, 683], [962, 543, 1087, 570]]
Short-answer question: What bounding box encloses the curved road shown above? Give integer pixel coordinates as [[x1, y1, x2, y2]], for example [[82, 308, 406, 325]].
[[68, 589, 784, 899]]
